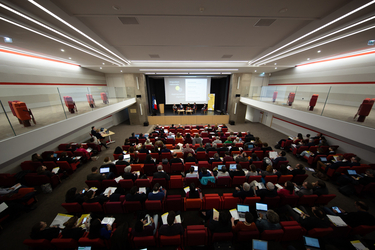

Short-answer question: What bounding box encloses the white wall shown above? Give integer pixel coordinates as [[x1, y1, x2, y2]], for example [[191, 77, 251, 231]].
[[0, 99, 136, 172], [268, 52, 375, 106], [0, 51, 107, 112], [240, 97, 375, 163]]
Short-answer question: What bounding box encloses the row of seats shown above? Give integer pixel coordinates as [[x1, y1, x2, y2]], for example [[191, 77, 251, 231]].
[[62, 193, 337, 215], [84, 174, 308, 191], [24, 221, 375, 250]]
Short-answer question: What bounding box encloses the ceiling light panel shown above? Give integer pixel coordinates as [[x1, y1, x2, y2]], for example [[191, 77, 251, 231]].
[[28, 0, 131, 65], [0, 3, 125, 66]]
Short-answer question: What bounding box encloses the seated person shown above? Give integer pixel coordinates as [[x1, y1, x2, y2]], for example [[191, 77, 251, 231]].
[[231, 212, 257, 233], [153, 165, 170, 181], [186, 182, 201, 199], [261, 142, 273, 153], [144, 154, 156, 165], [192, 102, 197, 112], [116, 155, 130, 166], [113, 146, 123, 155], [186, 167, 198, 178], [201, 104, 207, 112], [30, 221, 60, 240], [83, 190, 111, 204], [182, 144, 195, 155], [185, 153, 197, 164], [109, 187, 126, 202], [59, 152, 76, 164], [167, 132, 175, 140], [289, 163, 306, 176], [233, 182, 254, 199], [178, 103, 184, 110], [100, 157, 116, 179], [129, 132, 138, 143], [44, 153, 57, 163], [199, 167, 213, 179], [65, 187, 86, 204], [337, 169, 375, 187], [312, 180, 329, 195], [255, 182, 277, 199], [133, 213, 158, 236], [124, 138, 132, 146], [186, 103, 192, 110], [161, 145, 171, 153], [36, 165, 55, 178], [229, 164, 245, 178], [316, 155, 350, 172], [91, 126, 105, 140], [88, 218, 112, 240], [173, 145, 183, 153], [158, 211, 184, 236], [31, 153, 44, 163], [258, 165, 275, 178], [195, 143, 205, 153], [61, 216, 86, 241], [87, 167, 107, 181], [213, 136, 222, 144], [272, 151, 287, 165], [126, 186, 147, 203], [203, 209, 231, 233], [324, 201, 375, 228], [295, 181, 313, 197], [172, 104, 178, 112], [246, 164, 259, 177], [122, 166, 137, 181], [209, 153, 222, 164], [283, 205, 330, 231], [148, 183, 166, 201], [274, 164, 291, 178], [235, 152, 248, 163], [192, 134, 203, 145], [224, 138, 232, 144], [144, 139, 153, 146], [217, 166, 230, 177], [230, 143, 240, 154], [277, 181, 295, 197], [75, 143, 91, 159], [223, 151, 233, 163], [170, 153, 183, 165], [255, 209, 282, 232], [175, 132, 183, 140], [139, 145, 149, 154], [249, 153, 260, 164]]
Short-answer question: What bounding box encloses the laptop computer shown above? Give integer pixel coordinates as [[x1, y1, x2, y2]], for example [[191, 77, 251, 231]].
[[347, 169, 364, 178], [218, 165, 225, 170], [248, 144, 254, 149], [135, 134, 140, 138], [304, 236, 320, 250], [237, 204, 249, 222], [229, 164, 237, 170], [319, 157, 327, 162], [100, 167, 110, 174], [256, 203, 268, 219], [78, 247, 92, 250], [124, 154, 131, 162], [193, 166, 198, 172], [252, 239, 268, 250], [53, 153, 57, 158]]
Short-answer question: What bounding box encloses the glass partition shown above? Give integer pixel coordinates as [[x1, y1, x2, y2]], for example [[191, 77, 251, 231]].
[[0, 86, 130, 141], [248, 84, 375, 129]]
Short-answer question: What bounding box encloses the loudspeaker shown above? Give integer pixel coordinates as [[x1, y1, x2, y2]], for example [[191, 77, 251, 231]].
[[144, 122, 149, 126], [229, 120, 235, 125], [235, 94, 241, 97], [136, 95, 142, 98]]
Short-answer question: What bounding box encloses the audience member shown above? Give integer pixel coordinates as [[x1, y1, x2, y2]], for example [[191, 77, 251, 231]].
[[126, 186, 146, 202], [61, 216, 86, 240], [283, 205, 330, 231], [255, 209, 281, 232], [88, 218, 112, 240], [255, 182, 277, 199], [233, 182, 254, 199], [187, 182, 201, 199], [192, 134, 203, 145], [148, 183, 166, 201], [295, 181, 313, 197], [158, 211, 184, 236], [122, 166, 137, 181], [217, 166, 230, 177], [153, 165, 170, 181], [312, 180, 329, 195], [289, 163, 306, 176], [87, 167, 106, 181], [83, 190, 110, 204], [231, 212, 257, 233], [116, 155, 130, 166], [185, 153, 197, 164], [133, 214, 157, 236], [277, 181, 295, 197], [186, 167, 198, 178], [229, 164, 245, 178], [272, 151, 287, 165], [65, 187, 86, 204], [30, 221, 60, 240], [246, 164, 259, 177]]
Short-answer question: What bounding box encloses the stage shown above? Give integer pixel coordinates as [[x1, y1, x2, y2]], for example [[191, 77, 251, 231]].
[[147, 110, 229, 125]]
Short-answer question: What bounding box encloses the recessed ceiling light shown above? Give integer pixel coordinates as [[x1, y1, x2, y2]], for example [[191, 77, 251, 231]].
[[317, 50, 321, 53], [274, 63, 277, 65], [307, 58, 310, 60], [102, 63, 105, 65], [120, 70, 123, 72], [275, 67, 277, 69], [60, 49, 64, 52], [68, 57, 71, 59], [4, 37, 12, 43], [254, 70, 257, 72], [100, 67, 102, 69]]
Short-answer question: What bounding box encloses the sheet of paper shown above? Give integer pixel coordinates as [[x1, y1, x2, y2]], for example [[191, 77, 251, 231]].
[[0, 202, 9, 213], [103, 187, 117, 196], [327, 215, 348, 227], [230, 209, 239, 220], [161, 213, 181, 225], [52, 167, 60, 174], [139, 187, 146, 194], [114, 176, 123, 183], [269, 151, 278, 159], [88, 187, 98, 192], [101, 217, 115, 226], [293, 207, 303, 214], [50, 213, 73, 228], [275, 184, 283, 189], [350, 240, 369, 250], [305, 167, 315, 172], [184, 186, 190, 193], [213, 208, 219, 221]]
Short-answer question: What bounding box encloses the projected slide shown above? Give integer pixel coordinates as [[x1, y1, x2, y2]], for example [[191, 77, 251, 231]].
[[164, 77, 211, 104]]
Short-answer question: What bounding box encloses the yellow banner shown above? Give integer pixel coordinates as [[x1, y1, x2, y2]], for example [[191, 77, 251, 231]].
[[208, 94, 215, 111]]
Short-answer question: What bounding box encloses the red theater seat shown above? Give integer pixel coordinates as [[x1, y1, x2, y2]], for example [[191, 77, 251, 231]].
[[287, 92, 295, 106], [308, 94, 319, 111]]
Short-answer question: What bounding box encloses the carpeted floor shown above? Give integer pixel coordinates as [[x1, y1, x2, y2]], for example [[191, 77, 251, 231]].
[[0, 121, 374, 250]]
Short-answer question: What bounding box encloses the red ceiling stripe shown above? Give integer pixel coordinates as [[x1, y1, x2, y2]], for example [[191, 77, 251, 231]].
[[296, 50, 375, 67], [0, 82, 107, 86], [269, 82, 375, 86], [0, 49, 80, 66]]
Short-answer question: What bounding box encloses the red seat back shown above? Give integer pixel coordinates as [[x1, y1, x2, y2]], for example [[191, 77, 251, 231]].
[[309, 94, 319, 106], [185, 225, 208, 246], [307, 227, 333, 238], [61, 202, 83, 213], [159, 235, 182, 246], [203, 194, 222, 210], [82, 202, 103, 213], [315, 194, 336, 206], [104, 201, 124, 214], [123, 200, 143, 213], [132, 236, 156, 248], [261, 229, 284, 241]]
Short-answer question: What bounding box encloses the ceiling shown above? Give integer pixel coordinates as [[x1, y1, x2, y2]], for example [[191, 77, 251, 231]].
[[0, 0, 374, 75]]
